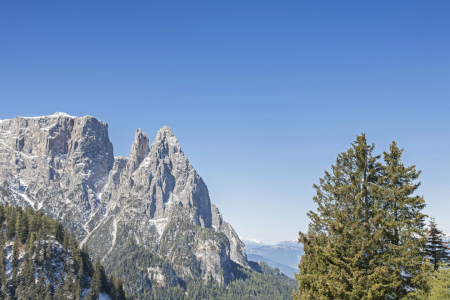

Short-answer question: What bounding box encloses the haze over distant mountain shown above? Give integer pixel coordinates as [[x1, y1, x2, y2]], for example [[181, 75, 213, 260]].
[[243, 238, 304, 272], [0, 112, 266, 297], [247, 254, 297, 279], [241, 238, 268, 249], [243, 238, 303, 278], [277, 239, 302, 248]]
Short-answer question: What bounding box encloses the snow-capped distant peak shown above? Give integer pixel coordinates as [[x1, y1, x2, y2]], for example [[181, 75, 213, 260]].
[[241, 238, 264, 244], [52, 112, 76, 117], [276, 239, 302, 247], [240, 237, 269, 250]]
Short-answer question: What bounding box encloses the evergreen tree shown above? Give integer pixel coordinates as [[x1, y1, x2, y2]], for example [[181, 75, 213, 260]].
[[84, 290, 93, 300], [63, 272, 74, 299], [0, 238, 6, 300], [35, 271, 46, 300], [72, 277, 81, 300], [12, 238, 19, 271], [294, 135, 427, 300], [6, 208, 16, 240], [381, 141, 428, 298], [54, 283, 64, 300], [414, 264, 450, 300], [28, 231, 35, 253], [425, 217, 450, 270], [15, 282, 26, 300], [54, 222, 64, 244], [91, 259, 102, 300], [0, 205, 5, 225], [18, 209, 28, 244]]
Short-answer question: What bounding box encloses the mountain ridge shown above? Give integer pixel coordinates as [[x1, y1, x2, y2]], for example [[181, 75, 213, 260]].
[[0, 113, 250, 297]]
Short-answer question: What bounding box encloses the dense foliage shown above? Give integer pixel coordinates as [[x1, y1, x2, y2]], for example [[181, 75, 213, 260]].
[[103, 234, 296, 299], [103, 218, 296, 299], [143, 261, 296, 300], [0, 203, 127, 300], [417, 265, 450, 299], [294, 135, 428, 299]]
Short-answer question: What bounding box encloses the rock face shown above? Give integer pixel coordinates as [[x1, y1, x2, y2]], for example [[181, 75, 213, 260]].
[[0, 113, 248, 287], [0, 112, 113, 236]]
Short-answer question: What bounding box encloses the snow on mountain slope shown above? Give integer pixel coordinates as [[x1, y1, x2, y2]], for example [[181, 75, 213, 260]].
[[0, 113, 249, 296], [241, 238, 268, 250]]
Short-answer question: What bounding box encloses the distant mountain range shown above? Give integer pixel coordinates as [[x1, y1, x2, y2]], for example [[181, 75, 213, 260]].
[[248, 245, 303, 269], [276, 239, 302, 247], [247, 254, 297, 279], [242, 238, 304, 279], [241, 238, 268, 249]]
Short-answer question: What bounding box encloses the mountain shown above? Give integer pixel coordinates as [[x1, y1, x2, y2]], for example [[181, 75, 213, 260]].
[[442, 234, 450, 243], [0, 113, 278, 298], [247, 245, 303, 269], [0, 203, 127, 300], [241, 238, 268, 250], [276, 239, 302, 248], [247, 254, 297, 279]]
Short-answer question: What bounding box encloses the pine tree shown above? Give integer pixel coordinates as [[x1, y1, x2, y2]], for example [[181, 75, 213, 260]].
[[84, 290, 93, 300], [35, 271, 46, 300], [72, 277, 81, 300], [45, 290, 52, 300], [53, 282, 64, 300], [381, 141, 428, 297], [6, 208, 16, 240], [0, 237, 6, 300], [54, 223, 64, 244], [12, 238, 19, 271], [15, 281, 26, 300], [63, 272, 73, 299], [18, 210, 28, 244], [22, 253, 35, 289], [28, 232, 35, 253], [113, 277, 127, 300], [81, 244, 94, 277], [294, 135, 428, 300], [91, 259, 102, 300], [425, 217, 450, 270], [0, 205, 5, 225]]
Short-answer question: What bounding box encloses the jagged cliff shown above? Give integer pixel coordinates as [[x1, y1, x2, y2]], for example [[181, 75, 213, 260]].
[[0, 113, 248, 292]]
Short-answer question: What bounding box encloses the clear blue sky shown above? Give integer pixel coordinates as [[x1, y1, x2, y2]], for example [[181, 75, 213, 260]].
[[1, 1, 449, 244]]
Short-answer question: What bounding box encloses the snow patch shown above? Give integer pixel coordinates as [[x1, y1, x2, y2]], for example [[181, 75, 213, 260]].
[[241, 238, 264, 244], [148, 217, 169, 236], [18, 112, 77, 119], [99, 292, 111, 300]]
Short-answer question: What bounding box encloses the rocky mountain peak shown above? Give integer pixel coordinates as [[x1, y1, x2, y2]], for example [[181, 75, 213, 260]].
[[0, 114, 249, 288], [152, 126, 180, 150], [127, 128, 149, 173]]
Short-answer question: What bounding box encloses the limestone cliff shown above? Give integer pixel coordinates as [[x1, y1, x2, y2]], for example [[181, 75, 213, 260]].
[[0, 112, 248, 287]]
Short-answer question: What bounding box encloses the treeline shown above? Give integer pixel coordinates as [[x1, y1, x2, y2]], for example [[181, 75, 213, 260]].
[[103, 234, 296, 300], [0, 203, 127, 300], [294, 135, 450, 299], [144, 263, 296, 300]]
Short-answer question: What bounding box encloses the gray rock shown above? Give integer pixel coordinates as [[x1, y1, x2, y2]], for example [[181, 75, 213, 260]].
[[0, 112, 248, 285], [0, 112, 113, 237]]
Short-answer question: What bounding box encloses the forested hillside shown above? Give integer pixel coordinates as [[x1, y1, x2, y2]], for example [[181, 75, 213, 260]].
[[0, 203, 127, 300], [140, 261, 296, 300], [0, 202, 296, 300], [103, 232, 296, 299]]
